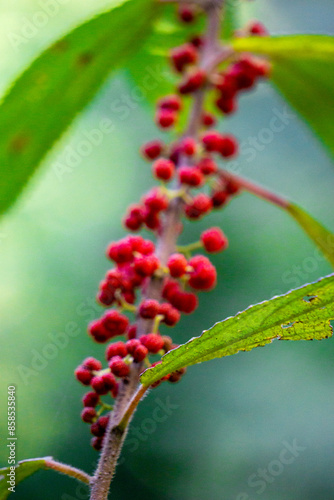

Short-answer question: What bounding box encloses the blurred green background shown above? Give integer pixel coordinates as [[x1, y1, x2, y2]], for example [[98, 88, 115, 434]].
[[1, 1, 334, 499]]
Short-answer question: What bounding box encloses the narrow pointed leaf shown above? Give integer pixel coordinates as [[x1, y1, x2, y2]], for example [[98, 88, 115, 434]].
[[0, 0, 159, 217], [0, 457, 51, 499], [232, 35, 334, 159], [286, 203, 334, 268], [141, 274, 334, 386]]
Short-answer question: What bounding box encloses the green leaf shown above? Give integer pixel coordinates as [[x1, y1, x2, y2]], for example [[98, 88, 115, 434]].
[[141, 274, 334, 386], [0, 0, 159, 218], [0, 457, 51, 499], [286, 203, 334, 268], [232, 35, 334, 159]]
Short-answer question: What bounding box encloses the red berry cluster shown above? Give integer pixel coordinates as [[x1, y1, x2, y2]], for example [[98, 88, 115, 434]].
[[75, 6, 270, 450]]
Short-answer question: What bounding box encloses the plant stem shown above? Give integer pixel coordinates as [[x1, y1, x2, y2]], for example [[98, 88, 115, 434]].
[[44, 459, 91, 484], [90, 3, 225, 499]]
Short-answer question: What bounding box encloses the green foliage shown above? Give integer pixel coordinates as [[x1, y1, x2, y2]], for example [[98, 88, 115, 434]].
[[232, 35, 334, 159], [141, 274, 334, 386], [0, 458, 51, 499], [0, 0, 159, 218], [287, 203, 334, 268]]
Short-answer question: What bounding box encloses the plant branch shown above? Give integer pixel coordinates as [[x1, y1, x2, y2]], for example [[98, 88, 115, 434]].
[[44, 459, 91, 484]]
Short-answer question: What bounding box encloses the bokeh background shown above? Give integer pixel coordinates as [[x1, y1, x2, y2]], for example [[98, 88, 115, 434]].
[[1, 1, 334, 499]]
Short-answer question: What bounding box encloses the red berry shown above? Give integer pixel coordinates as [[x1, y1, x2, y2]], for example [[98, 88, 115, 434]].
[[143, 188, 168, 212], [91, 415, 110, 437], [201, 227, 228, 253], [188, 255, 217, 290], [105, 341, 127, 361], [158, 303, 181, 326], [132, 344, 148, 363], [198, 157, 217, 176], [134, 254, 160, 277], [126, 324, 137, 340], [156, 109, 176, 129], [170, 43, 198, 73], [140, 333, 164, 354], [184, 193, 212, 219], [81, 407, 96, 424], [214, 74, 237, 99], [75, 366, 93, 386], [178, 4, 196, 23], [109, 356, 130, 378], [178, 69, 206, 94], [201, 112, 216, 128], [249, 21, 268, 36], [101, 310, 129, 338], [126, 339, 141, 355], [225, 179, 241, 195], [167, 253, 188, 278], [91, 436, 103, 451], [181, 137, 197, 156], [141, 140, 164, 160], [137, 238, 155, 255], [189, 36, 204, 48], [201, 131, 224, 153], [107, 239, 133, 264], [88, 319, 111, 343], [144, 211, 161, 231], [152, 158, 175, 181], [158, 94, 182, 111], [170, 291, 198, 314], [215, 96, 237, 115], [162, 279, 180, 301], [97, 282, 116, 306], [83, 357, 102, 372], [178, 166, 204, 187], [211, 190, 229, 208], [82, 392, 100, 407], [139, 299, 160, 319], [220, 135, 238, 158], [91, 374, 116, 395], [123, 204, 145, 232]]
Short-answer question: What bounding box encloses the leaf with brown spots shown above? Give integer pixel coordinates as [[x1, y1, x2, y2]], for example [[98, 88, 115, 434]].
[[0, 0, 159, 217]]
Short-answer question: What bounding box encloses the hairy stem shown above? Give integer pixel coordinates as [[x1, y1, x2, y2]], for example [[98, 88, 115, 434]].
[[44, 459, 91, 484], [90, 3, 225, 499]]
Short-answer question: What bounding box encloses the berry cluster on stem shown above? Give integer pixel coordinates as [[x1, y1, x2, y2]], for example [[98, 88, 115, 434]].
[[81, 2, 270, 499]]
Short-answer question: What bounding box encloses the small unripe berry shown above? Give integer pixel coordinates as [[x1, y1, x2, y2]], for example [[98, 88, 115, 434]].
[[139, 299, 160, 319], [105, 341, 127, 361], [140, 333, 164, 354], [167, 253, 188, 278], [82, 391, 100, 408], [81, 407, 96, 424], [178, 166, 204, 187], [152, 158, 175, 181], [201, 227, 228, 253], [156, 109, 176, 129], [141, 140, 164, 160], [109, 356, 130, 378]]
